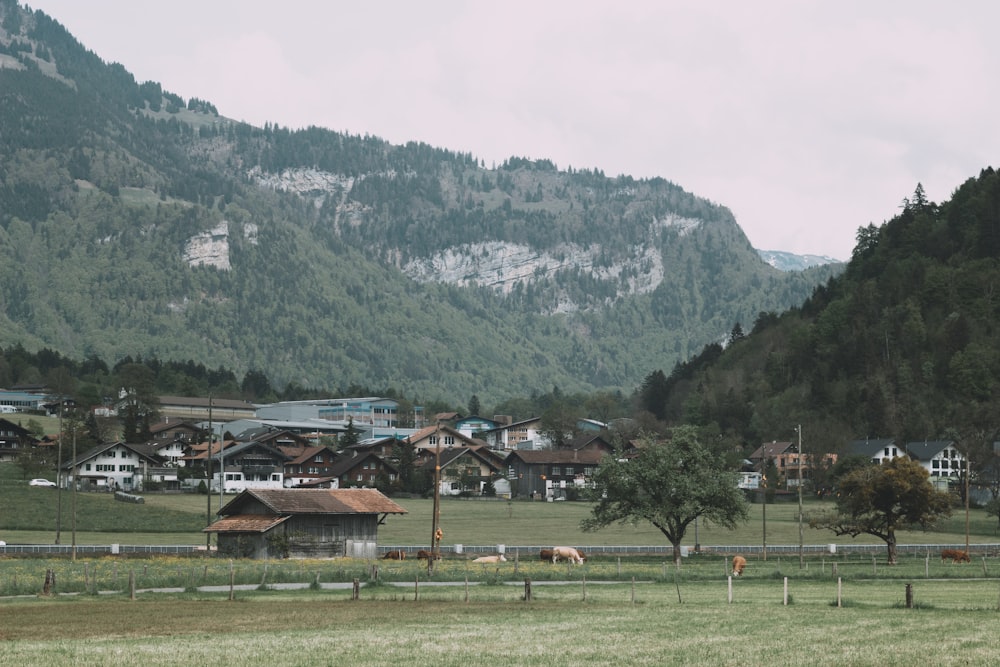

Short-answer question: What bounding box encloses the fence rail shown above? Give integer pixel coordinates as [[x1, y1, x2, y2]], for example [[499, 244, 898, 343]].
[[2, 543, 998, 557]]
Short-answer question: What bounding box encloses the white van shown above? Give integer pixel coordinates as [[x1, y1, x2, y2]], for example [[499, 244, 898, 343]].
[[0, 406, 18, 414]]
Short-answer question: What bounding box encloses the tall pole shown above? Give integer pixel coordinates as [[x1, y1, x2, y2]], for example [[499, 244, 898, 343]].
[[205, 396, 213, 548], [429, 422, 442, 575], [797, 424, 804, 569], [71, 422, 77, 561], [55, 400, 63, 544], [965, 453, 970, 556]]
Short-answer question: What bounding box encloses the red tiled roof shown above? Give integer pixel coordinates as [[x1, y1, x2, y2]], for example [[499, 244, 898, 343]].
[[234, 488, 407, 515], [203, 514, 290, 533]]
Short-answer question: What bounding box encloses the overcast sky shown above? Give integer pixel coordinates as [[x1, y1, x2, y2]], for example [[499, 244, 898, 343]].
[[27, 1, 1000, 260]]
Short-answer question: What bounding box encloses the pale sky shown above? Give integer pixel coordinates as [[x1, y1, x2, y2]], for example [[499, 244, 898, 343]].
[[26, 1, 1000, 260]]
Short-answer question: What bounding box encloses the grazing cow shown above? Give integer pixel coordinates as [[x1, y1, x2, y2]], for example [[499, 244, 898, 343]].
[[416, 549, 440, 560], [539, 548, 555, 561], [732, 555, 747, 576], [941, 548, 971, 563], [551, 546, 585, 564], [473, 554, 507, 564], [382, 550, 406, 560]]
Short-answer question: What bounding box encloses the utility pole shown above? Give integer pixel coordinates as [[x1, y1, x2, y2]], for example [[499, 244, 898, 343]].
[[797, 424, 804, 569], [205, 396, 213, 548], [429, 421, 442, 575]]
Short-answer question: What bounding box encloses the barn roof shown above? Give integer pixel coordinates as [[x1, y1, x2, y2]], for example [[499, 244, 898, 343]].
[[203, 514, 290, 533], [219, 488, 407, 517]]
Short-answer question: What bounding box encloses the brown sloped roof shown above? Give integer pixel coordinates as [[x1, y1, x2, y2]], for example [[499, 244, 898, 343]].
[[230, 488, 407, 515], [203, 514, 290, 533], [506, 449, 606, 465]]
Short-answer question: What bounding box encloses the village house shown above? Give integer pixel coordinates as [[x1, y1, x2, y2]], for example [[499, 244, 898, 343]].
[[318, 450, 400, 489], [504, 449, 605, 500], [415, 445, 505, 496], [0, 418, 37, 463], [280, 444, 340, 487], [404, 424, 488, 453], [479, 417, 546, 451], [750, 440, 837, 489], [204, 488, 407, 559], [62, 441, 162, 492]]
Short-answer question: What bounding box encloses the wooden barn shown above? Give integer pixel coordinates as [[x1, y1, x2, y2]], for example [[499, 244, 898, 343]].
[[204, 488, 407, 559]]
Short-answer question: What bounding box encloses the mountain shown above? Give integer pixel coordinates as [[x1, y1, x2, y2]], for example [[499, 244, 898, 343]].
[[643, 174, 1000, 465], [756, 250, 843, 272], [0, 2, 842, 407]]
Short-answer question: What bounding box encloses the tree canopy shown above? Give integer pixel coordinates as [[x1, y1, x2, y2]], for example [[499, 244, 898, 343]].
[[582, 426, 750, 564], [809, 456, 952, 564]]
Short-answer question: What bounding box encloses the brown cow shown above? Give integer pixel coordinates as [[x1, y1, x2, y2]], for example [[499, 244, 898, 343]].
[[382, 550, 406, 560], [941, 548, 971, 563], [732, 555, 747, 576], [539, 548, 555, 561], [416, 549, 440, 560]]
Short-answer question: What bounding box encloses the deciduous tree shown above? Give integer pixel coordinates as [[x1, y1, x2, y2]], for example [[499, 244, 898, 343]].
[[582, 426, 749, 565], [809, 456, 952, 564]]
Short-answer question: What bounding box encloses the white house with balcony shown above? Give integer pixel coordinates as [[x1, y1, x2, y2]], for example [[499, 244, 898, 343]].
[[62, 441, 162, 492]]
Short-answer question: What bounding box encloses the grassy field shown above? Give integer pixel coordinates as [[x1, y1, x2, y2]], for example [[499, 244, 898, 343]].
[[2, 574, 1000, 665], [4, 462, 1000, 550]]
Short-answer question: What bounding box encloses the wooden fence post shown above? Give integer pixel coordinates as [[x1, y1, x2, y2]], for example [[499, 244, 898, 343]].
[[837, 577, 842, 608], [905, 583, 913, 609], [783, 577, 788, 606], [524, 577, 532, 602], [129, 570, 136, 600], [727, 575, 733, 604], [352, 578, 361, 601]]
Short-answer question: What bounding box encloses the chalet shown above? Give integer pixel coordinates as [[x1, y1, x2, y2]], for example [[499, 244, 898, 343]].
[[63, 441, 162, 491], [905, 440, 965, 484], [479, 417, 545, 451], [0, 418, 37, 463], [505, 449, 604, 500], [416, 445, 505, 496], [847, 438, 903, 465], [148, 420, 203, 445], [210, 439, 289, 493], [343, 436, 400, 459], [320, 451, 399, 489], [404, 424, 487, 453], [281, 444, 340, 487], [750, 440, 837, 489], [204, 488, 407, 559]]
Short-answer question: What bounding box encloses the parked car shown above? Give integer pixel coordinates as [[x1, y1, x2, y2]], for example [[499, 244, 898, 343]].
[[28, 478, 57, 487]]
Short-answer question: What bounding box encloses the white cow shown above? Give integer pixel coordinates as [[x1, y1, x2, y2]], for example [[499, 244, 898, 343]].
[[551, 546, 585, 564], [473, 554, 507, 564]]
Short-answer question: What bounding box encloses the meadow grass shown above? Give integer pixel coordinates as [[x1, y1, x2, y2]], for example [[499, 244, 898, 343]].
[[2, 577, 1000, 666]]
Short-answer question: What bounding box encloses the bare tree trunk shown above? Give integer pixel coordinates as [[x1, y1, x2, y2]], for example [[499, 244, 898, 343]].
[[886, 531, 898, 565]]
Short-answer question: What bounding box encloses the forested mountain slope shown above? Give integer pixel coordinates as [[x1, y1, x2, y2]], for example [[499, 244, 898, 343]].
[[0, 1, 839, 406], [645, 175, 1000, 463]]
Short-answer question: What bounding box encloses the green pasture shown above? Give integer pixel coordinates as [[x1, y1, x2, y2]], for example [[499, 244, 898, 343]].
[[4, 463, 1000, 550], [2, 573, 1000, 666]]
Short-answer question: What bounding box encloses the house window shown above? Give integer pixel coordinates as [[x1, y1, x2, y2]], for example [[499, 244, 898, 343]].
[[314, 454, 324, 462], [551, 467, 561, 476], [119, 465, 135, 472], [107, 451, 116, 458], [357, 474, 363, 482], [429, 435, 438, 445], [96, 464, 114, 472], [444, 436, 454, 446], [85, 464, 92, 471]]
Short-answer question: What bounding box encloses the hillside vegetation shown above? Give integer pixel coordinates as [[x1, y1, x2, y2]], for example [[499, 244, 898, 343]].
[[643, 176, 1000, 468], [0, 1, 839, 407]]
